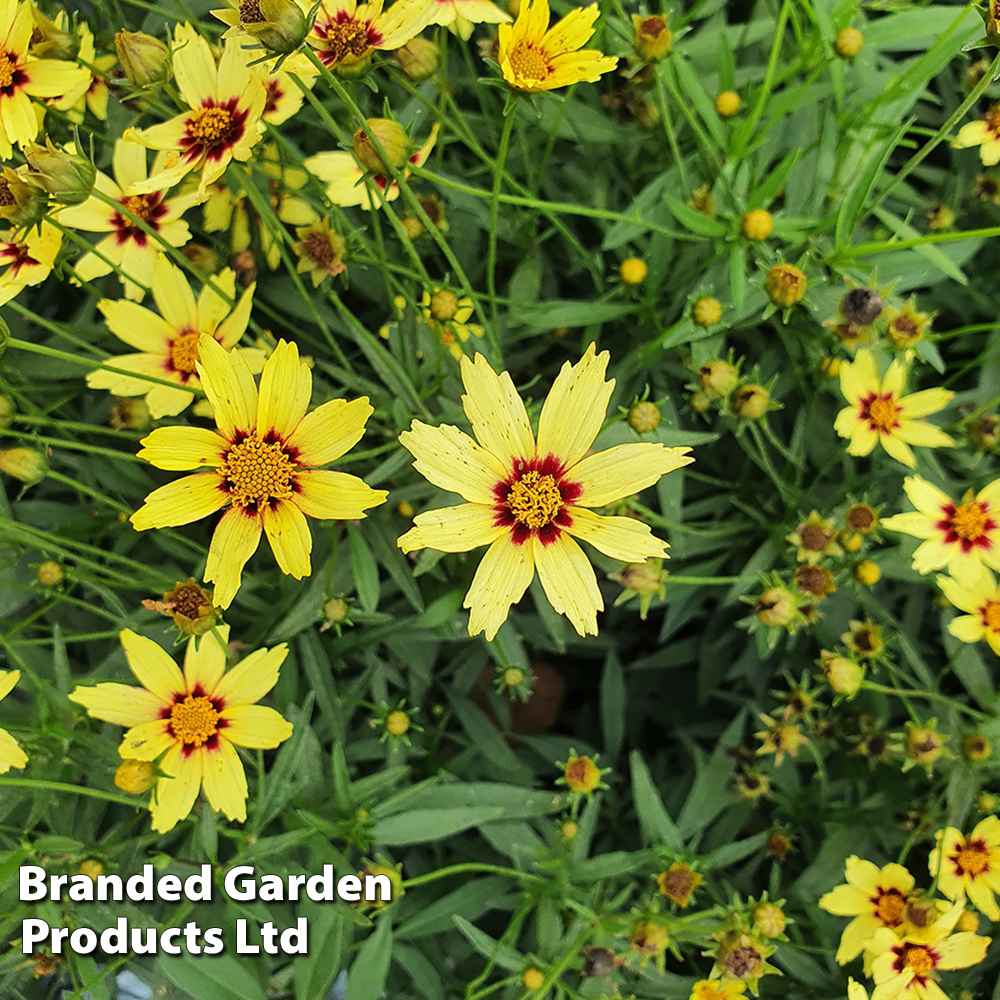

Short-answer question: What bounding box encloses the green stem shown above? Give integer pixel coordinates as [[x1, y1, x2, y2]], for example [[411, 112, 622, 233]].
[[487, 104, 517, 362], [0, 777, 141, 808], [401, 862, 546, 889], [861, 682, 987, 721]]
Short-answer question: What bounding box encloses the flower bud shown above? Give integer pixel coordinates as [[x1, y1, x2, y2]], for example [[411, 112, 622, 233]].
[[840, 287, 882, 326], [818, 650, 863, 696], [689, 391, 712, 414], [698, 360, 739, 398], [619, 256, 648, 284], [742, 208, 773, 241], [753, 902, 786, 938], [734, 384, 770, 420], [765, 263, 806, 307], [23, 139, 95, 206], [522, 968, 545, 990], [31, 8, 79, 60], [835, 27, 863, 58], [0, 447, 48, 485], [969, 413, 1000, 451], [563, 755, 601, 794], [957, 910, 979, 934], [37, 561, 64, 587], [853, 560, 881, 586], [632, 14, 672, 61], [429, 288, 459, 321], [237, 0, 309, 55], [754, 586, 796, 627], [963, 734, 992, 762], [115, 759, 155, 795], [78, 859, 104, 881], [692, 296, 722, 327], [560, 820, 578, 840], [115, 31, 172, 91], [386, 710, 410, 736], [353, 118, 410, 174], [715, 90, 740, 116], [628, 401, 660, 432], [0, 167, 49, 230], [324, 597, 350, 623], [395, 37, 439, 81]]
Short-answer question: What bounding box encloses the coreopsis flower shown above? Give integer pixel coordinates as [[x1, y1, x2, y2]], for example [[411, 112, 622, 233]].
[[427, 0, 510, 40], [0, 0, 89, 158], [928, 818, 1000, 920], [834, 349, 954, 468], [142, 579, 219, 637], [86, 258, 264, 418], [304, 122, 439, 210], [46, 20, 114, 123], [212, 0, 311, 54], [292, 216, 346, 286], [124, 24, 266, 201], [308, 0, 435, 72], [131, 337, 388, 608], [560, 753, 605, 795], [0, 670, 26, 773], [657, 863, 702, 907], [819, 857, 917, 964], [885, 298, 933, 350], [421, 287, 483, 358], [498, 0, 618, 93], [954, 104, 1000, 165], [68, 627, 293, 832], [707, 931, 777, 993], [0, 220, 61, 306], [864, 903, 989, 1000], [881, 476, 1000, 586], [396, 346, 693, 638], [256, 53, 318, 126], [59, 140, 198, 301], [786, 511, 841, 562], [691, 982, 747, 1000], [937, 570, 1000, 654], [754, 713, 806, 766]]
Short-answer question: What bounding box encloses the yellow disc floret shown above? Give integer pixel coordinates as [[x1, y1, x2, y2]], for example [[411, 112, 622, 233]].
[[950, 502, 988, 541], [508, 471, 561, 529], [169, 331, 203, 374], [169, 695, 219, 747], [189, 106, 233, 142], [220, 437, 296, 508]]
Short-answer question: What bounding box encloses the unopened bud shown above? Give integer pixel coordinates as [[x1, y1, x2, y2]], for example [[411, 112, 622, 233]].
[[753, 902, 786, 938], [765, 264, 806, 307], [0, 167, 48, 229], [632, 14, 672, 61], [835, 27, 863, 59], [692, 297, 722, 327], [0, 447, 48, 485], [818, 650, 863, 696], [31, 8, 79, 60], [115, 31, 172, 91], [37, 561, 65, 587], [115, 759, 155, 794], [353, 119, 409, 174], [628, 401, 660, 432], [394, 37, 439, 81], [698, 360, 739, 398], [237, 0, 308, 55], [23, 140, 95, 206], [755, 587, 796, 627], [733, 384, 770, 420]]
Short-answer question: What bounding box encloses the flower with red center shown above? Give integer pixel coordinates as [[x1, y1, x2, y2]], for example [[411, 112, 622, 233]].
[[304, 122, 439, 211], [937, 569, 1000, 655], [881, 476, 1000, 587], [954, 103, 1000, 166], [834, 349, 954, 468], [819, 856, 917, 964], [928, 818, 1000, 921], [86, 257, 264, 418], [123, 23, 265, 201], [130, 337, 388, 608], [59, 140, 198, 301], [68, 627, 293, 833], [308, 0, 435, 72], [865, 902, 989, 1000], [0, 219, 60, 306], [254, 53, 317, 126], [0, 0, 89, 158], [396, 346, 692, 638]]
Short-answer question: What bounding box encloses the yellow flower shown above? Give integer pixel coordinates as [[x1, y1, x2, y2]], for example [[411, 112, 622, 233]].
[[497, 0, 618, 93], [884, 298, 933, 349], [256, 53, 319, 126], [690, 981, 747, 1000], [428, 0, 510, 40], [562, 754, 601, 794], [308, 0, 435, 71], [847, 977, 869, 1000], [928, 818, 1000, 921], [46, 19, 115, 123], [124, 24, 266, 201], [0, 0, 89, 158], [657, 863, 702, 907], [881, 476, 1000, 587], [754, 713, 806, 766], [954, 104, 1000, 166], [0, 670, 27, 773], [786, 510, 841, 563], [834, 349, 954, 468], [819, 856, 916, 964], [865, 903, 989, 1000], [421, 287, 483, 358], [396, 346, 692, 638], [304, 123, 439, 211], [0, 220, 61, 306], [86, 258, 264, 419], [131, 337, 388, 608], [60, 140, 198, 301], [937, 569, 1000, 655], [293, 217, 347, 287], [69, 627, 293, 832]]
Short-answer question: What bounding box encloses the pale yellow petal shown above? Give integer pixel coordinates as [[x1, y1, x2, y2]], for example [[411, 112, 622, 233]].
[[97, 298, 175, 352], [214, 644, 288, 708], [397, 503, 505, 553], [840, 349, 878, 406], [570, 443, 693, 507], [899, 387, 954, 419], [204, 506, 263, 609], [895, 419, 954, 450], [293, 469, 387, 520], [68, 682, 165, 727], [948, 614, 986, 645], [0, 728, 26, 773], [200, 738, 248, 821], [196, 334, 257, 440], [533, 531, 602, 636], [118, 719, 175, 760], [879, 431, 915, 467], [565, 507, 668, 562], [120, 629, 186, 702], [219, 704, 293, 748], [460, 354, 535, 467], [183, 625, 230, 696], [256, 339, 312, 441], [286, 396, 373, 467], [130, 472, 228, 530], [881, 512, 937, 540], [465, 535, 535, 640], [262, 498, 311, 579], [137, 426, 228, 470], [150, 744, 202, 834], [902, 475, 950, 517]]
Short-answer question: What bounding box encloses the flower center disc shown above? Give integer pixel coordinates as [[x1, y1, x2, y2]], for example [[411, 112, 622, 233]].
[[221, 437, 296, 508], [119, 194, 154, 224], [0, 52, 16, 89], [902, 944, 934, 977], [955, 845, 990, 876], [983, 601, 1000, 631], [800, 525, 829, 550], [509, 44, 550, 82], [950, 502, 988, 540], [303, 232, 333, 266], [324, 20, 371, 61], [169, 331, 202, 374], [190, 106, 234, 143], [866, 394, 900, 431], [239, 0, 265, 22], [170, 694, 219, 746], [508, 470, 561, 529], [874, 889, 905, 926]]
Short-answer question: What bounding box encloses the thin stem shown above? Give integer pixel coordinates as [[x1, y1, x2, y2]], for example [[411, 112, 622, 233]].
[[487, 104, 517, 362]]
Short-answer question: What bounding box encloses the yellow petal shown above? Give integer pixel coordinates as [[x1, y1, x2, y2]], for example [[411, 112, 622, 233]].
[[137, 426, 228, 470], [131, 472, 228, 530], [465, 535, 535, 640], [895, 418, 954, 449], [570, 443, 692, 507], [0, 669, 19, 702], [565, 507, 667, 562], [840, 349, 877, 406], [196, 334, 258, 440], [374, 0, 436, 48], [898, 387, 954, 419], [846, 422, 879, 457], [120, 629, 187, 701], [262, 498, 312, 579], [204, 506, 263, 609], [460, 354, 535, 467], [0, 727, 27, 773], [955, 120, 989, 148], [68, 682, 164, 726], [220, 704, 293, 748], [214, 644, 288, 708], [533, 531, 602, 636], [200, 738, 248, 821], [183, 625, 230, 695], [97, 298, 174, 352], [542, 3, 598, 53], [535, 343, 613, 468], [215, 282, 255, 348], [881, 512, 937, 540], [150, 255, 198, 333], [398, 420, 509, 504], [935, 929, 991, 969], [901, 475, 950, 517], [397, 503, 505, 553], [292, 471, 384, 523], [118, 719, 175, 761], [286, 396, 373, 467], [948, 614, 986, 645], [256, 339, 312, 441], [145, 383, 197, 419], [172, 23, 219, 107], [150, 744, 203, 834], [878, 431, 916, 467]]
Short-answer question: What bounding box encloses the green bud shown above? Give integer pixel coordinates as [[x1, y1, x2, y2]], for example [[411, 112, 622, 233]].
[[353, 118, 410, 174], [0, 166, 49, 229], [0, 447, 48, 486], [115, 30, 172, 91], [238, 0, 309, 55], [23, 139, 96, 206]]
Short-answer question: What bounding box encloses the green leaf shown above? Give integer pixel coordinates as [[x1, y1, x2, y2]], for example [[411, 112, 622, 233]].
[[344, 915, 393, 1000], [294, 906, 345, 1000], [630, 750, 682, 849], [664, 196, 728, 238], [161, 953, 267, 1000], [600, 654, 626, 760], [348, 524, 380, 613], [452, 916, 523, 971], [372, 806, 504, 845]]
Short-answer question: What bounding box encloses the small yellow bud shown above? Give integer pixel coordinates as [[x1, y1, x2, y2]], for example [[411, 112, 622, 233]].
[[692, 296, 722, 327], [698, 360, 739, 399], [632, 14, 672, 61], [978, 792, 997, 812], [818, 650, 864, 696], [754, 587, 797, 627], [115, 759, 155, 795], [853, 560, 881, 586], [839, 530, 863, 553], [396, 500, 415, 519], [115, 30, 171, 90], [0, 447, 47, 485], [619, 257, 648, 285], [386, 710, 410, 736], [765, 264, 807, 307], [957, 911, 979, 934], [905, 721, 947, 769], [963, 734, 992, 762], [563, 755, 601, 794], [733, 384, 770, 420], [835, 27, 863, 59], [429, 289, 460, 321], [401, 216, 423, 240], [395, 37, 439, 81], [741, 208, 773, 241], [37, 561, 64, 587], [78, 859, 104, 881], [503, 667, 524, 687], [715, 90, 740, 117], [628, 401, 660, 433], [690, 391, 713, 414], [522, 968, 545, 990], [753, 902, 786, 938], [353, 119, 410, 174], [324, 597, 350, 623], [560, 820, 578, 840]]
